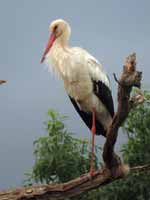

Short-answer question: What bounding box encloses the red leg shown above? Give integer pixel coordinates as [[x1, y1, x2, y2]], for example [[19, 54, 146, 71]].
[[90, 107, 96, 177]]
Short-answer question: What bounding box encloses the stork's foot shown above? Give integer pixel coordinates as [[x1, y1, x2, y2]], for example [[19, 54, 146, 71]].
[[87, 169, 97, 179], [90, 166, 97, 176], [90, 170, 96, 177]]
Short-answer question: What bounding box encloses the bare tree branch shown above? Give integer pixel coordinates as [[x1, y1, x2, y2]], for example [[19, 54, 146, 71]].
[[103, 53, 142, 177]]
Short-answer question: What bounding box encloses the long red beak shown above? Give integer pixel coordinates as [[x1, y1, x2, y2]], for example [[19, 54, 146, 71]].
[[40, 32, 56, 63]]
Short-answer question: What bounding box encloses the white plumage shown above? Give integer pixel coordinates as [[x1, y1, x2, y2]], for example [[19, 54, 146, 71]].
[[42, 19, 112, 130], [41, 19, 114, 176]]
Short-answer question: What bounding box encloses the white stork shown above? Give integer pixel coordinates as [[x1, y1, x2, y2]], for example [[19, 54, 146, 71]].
[[41, 19, 114, 176]]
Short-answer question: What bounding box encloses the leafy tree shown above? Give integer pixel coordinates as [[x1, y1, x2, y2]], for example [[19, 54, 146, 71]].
[[24, 109, 99, 186]]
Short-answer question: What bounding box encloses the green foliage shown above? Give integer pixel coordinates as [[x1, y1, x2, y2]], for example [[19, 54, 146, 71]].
[[24, 109, 99, 186], [122, 90, 150, 166]]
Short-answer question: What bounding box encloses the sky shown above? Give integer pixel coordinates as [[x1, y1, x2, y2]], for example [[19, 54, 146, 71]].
[[0, 0, 150, 189]]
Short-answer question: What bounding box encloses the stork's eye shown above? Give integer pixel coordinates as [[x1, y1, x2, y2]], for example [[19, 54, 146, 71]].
[[54, 25, 58, 31]]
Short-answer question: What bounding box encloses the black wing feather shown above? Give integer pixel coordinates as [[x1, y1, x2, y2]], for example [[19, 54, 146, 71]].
[[93, 80, 114, 117], [69, 96, 106, 136]]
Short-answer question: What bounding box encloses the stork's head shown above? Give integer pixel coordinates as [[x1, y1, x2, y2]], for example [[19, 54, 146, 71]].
[[41, 19, 71, 63]]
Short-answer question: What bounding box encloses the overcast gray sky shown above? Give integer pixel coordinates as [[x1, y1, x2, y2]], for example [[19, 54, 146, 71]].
[[0, 0, 150, 189]]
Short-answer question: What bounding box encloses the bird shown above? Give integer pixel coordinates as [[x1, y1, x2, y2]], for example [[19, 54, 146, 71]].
[[41, 19, 114, 176]]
